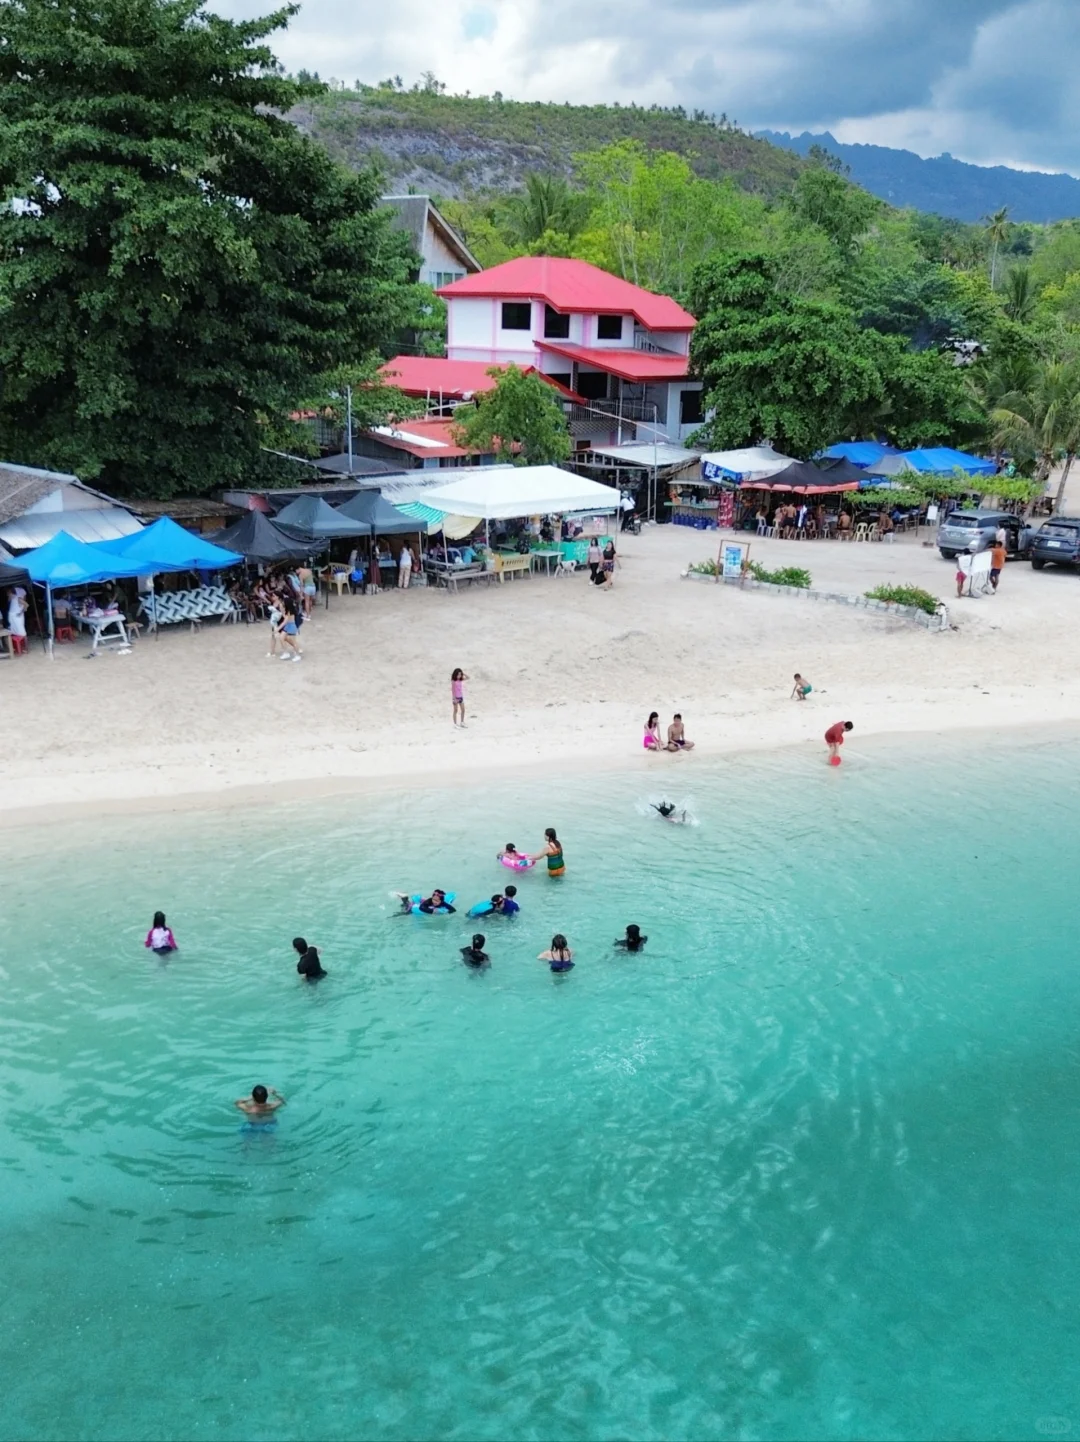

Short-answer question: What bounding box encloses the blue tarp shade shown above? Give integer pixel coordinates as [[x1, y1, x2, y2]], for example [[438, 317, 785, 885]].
[[822, 441, 900, 468], [94, 516, 242, 571], [20, 529, 148, 585], [900, 447, 996, 476]]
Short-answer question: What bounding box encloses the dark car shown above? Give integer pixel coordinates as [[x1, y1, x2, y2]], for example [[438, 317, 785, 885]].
[[937, 509, 1032, 561], [1030, 516, 1080, 571]]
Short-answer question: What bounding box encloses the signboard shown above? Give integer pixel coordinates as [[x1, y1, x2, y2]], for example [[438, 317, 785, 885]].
[[926, 503, 939, 523], [721, 540, 749, 579]]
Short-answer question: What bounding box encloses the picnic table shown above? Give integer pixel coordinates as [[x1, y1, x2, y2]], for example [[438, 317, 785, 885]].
[[74, 611, 130, 653], [425, 560, 496, 593]]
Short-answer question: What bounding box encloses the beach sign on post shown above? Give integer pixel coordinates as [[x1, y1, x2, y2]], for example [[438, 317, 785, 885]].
[[717, 539, 750, 583]]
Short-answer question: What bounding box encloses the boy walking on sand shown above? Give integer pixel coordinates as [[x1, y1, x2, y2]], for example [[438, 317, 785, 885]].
[[990, 540, 1006, 591]]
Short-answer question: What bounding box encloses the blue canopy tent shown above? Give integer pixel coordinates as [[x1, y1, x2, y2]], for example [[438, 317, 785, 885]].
[[19, 529, 149, 652], [899, 447, 996, 476], [821, 441, 900, 468], [96, 516, 243, 572]]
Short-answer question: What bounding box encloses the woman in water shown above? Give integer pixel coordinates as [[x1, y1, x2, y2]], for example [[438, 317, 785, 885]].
[[531, 828, 565, 877], [615, 924, 648, 953], [460, 934, 490, 968], [451, 667, 468, 728], [643, 713, 664, 751], [144, 911, 177, 955], [538, 934, 574, 972]]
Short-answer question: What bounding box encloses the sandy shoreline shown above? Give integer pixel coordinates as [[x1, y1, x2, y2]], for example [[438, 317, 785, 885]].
[[4, 523, 1080, 825]]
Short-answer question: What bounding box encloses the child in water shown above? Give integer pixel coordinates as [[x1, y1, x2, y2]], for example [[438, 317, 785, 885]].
[[460, 934, 490, 968], [145, 911, 177, 955], [614, 924, 648, 953], [538, 934, 574, 972]]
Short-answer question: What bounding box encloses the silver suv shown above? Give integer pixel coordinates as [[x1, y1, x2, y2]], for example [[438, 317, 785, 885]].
[[938, 509, 1032, 561]]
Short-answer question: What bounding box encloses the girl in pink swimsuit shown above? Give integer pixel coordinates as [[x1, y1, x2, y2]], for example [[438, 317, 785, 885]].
[[643, 712, 663, 750], [451, 668, 468, 727]]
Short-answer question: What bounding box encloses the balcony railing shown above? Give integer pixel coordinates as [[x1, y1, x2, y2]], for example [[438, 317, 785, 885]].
[[633, 332, 682, 357], [567, 398, 657, 425]]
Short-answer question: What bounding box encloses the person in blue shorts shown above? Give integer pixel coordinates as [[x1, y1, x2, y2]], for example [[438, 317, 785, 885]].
[[235, 1085, 285, 1129]]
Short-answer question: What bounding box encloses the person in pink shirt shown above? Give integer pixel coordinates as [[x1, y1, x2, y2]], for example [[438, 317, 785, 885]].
[[144, 911, 178, 955]]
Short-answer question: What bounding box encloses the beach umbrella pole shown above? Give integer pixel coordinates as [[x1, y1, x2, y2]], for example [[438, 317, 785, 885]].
[[45, 582, 54, 659]]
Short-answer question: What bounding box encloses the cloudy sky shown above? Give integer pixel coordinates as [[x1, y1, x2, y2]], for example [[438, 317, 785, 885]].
[[219, 0, 1080, 175]]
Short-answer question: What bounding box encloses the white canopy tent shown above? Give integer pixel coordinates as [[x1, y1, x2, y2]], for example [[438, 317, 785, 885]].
[[700, 446, 795, 482], [418, 465, 621, 520]]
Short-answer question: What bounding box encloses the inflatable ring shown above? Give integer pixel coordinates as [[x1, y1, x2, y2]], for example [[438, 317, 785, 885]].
[[467, 900, 494, 918], [408, 891, 456, 914], [499, 855, 534, 871]]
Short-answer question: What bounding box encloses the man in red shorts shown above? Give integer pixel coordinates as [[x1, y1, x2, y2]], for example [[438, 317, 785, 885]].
[[825, 720, 853, 761]]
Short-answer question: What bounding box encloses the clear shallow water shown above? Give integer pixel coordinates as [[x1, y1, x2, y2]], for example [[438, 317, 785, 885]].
[[3, 736, 1080, 1441]]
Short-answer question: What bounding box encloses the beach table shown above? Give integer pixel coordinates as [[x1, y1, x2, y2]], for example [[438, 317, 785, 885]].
[[75, 611, 130, 653], [530, 549, 563, 576], [493, 552, 532, 582]]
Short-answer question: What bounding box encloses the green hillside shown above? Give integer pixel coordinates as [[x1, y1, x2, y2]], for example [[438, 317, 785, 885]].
[[288, 84, 806, 199]]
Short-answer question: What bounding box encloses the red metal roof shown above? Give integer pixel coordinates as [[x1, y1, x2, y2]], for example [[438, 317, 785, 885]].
[[438, 257, 696, 331], [538, 341, 691, 383], [379, 356, 584, 403]]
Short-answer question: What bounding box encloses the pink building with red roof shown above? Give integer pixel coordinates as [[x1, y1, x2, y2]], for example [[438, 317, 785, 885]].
[[415, 257, 703, 446]]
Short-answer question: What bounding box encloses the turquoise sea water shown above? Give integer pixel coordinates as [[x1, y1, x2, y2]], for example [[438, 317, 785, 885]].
[[3, 734, 1080, 1441]]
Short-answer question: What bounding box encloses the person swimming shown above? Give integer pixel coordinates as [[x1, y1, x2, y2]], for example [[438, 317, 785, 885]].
[[538, 933, 574, 972], [144, 911, 177, 955], [234, 1084, 285, 1123], [396, 889, 456, 914], [615, 924, 648, 953], [651, 801, 688, 824], [466, 887, 521, 919], [460, 933, 490, 968]]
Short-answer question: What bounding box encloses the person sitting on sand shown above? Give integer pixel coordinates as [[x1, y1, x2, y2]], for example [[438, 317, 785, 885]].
[[667, 714, 695, 751], [791, 673, 813, 701], [539, 934, 574, 972], [235, 1085, 285, 1118], [615, 924, 648, 953], [460, 934, 490, 968], [644, 712, 665, 751]]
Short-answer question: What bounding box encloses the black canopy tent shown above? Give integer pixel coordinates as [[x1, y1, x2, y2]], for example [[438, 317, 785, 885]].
[[334, 491, 417, 535], [334, 491, 421, 593], [209, 510, 326, 565], [274, 495, 371, 541]]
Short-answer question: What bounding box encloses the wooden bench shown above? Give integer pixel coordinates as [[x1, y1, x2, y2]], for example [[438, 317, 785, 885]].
[[427, 562, 496, 593]]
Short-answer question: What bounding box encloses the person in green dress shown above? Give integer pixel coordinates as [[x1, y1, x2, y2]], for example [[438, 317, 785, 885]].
[[532, 828, 565, 877]]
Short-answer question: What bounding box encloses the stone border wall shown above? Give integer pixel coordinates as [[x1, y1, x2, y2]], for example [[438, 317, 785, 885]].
[[682, 570, 949, 632]]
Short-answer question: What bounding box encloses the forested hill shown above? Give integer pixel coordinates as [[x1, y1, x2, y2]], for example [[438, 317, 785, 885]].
[[288, 86, 805, 198], [758, 131, 1080, 224]]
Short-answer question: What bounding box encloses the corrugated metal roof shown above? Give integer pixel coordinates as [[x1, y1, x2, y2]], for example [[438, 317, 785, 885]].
[[0, 506, 143, 550], [587, 443, 701, 469], [0, 462, 81, 524]]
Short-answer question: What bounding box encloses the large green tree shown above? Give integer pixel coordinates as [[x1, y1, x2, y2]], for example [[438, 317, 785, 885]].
[[451, 365, 571, 465], [688, 253, 882, 457], [0, 0, 419, 498]]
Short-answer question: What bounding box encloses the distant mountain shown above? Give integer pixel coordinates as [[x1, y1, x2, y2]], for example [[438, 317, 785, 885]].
[[757, 130, 1080, 223]]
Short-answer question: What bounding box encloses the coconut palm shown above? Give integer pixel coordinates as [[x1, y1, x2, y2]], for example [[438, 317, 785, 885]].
[[984, 206, 1010, 289], [989, 359, 1080, 507], [1002, 265, 1035, 324], [507, 173, 591, 247]]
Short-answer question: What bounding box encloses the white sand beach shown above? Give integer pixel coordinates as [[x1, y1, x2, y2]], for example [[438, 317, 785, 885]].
[[3, 523, 1079, 820]]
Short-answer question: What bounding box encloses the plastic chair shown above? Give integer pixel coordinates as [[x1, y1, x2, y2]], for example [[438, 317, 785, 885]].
[[11, 634, 27, 654], [854, 523, 871, 542], [54, 624, 75, 644]]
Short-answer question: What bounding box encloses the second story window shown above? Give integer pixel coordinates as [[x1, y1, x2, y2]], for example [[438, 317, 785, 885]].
[[597, 315, 623, 341], [544, 305, 570, 339], [501, 301, 532, 331]]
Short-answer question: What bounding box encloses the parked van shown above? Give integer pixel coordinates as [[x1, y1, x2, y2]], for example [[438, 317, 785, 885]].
[[937, 509, 1032, 561]]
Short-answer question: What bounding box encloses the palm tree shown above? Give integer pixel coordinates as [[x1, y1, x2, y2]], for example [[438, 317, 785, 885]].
[[984, 206, 1010, 290], [989, 359, 1080, 508], [507, 174, 590, 246], [1002, 265, 1035, 324]]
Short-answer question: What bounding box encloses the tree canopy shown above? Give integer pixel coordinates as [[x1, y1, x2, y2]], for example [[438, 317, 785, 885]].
[[0, 0, 422, 497], [451, 366, 571, 466]]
